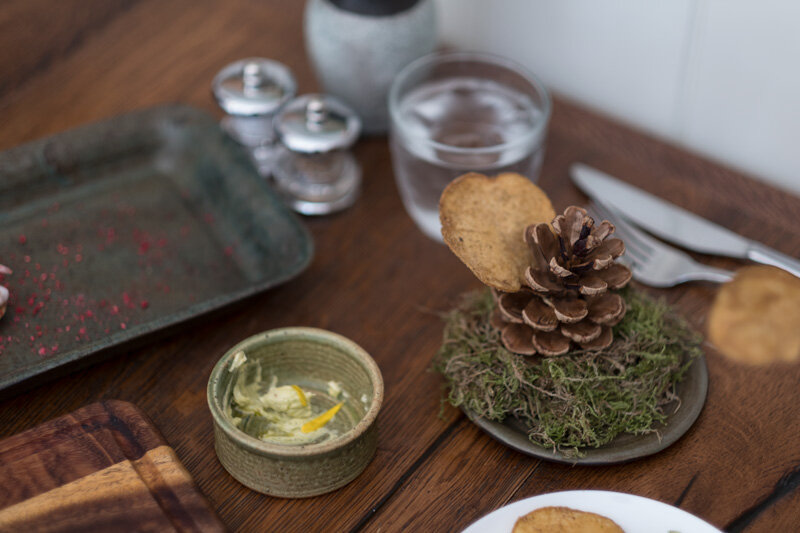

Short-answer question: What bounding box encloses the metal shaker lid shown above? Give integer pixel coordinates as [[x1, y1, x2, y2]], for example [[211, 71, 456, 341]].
[[275, 94, 361, 153], [212, 58, 296, 117]]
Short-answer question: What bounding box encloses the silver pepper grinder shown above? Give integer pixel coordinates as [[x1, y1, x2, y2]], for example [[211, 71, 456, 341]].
[[272, 94, 362, 215], [212, 58, 296, 176]]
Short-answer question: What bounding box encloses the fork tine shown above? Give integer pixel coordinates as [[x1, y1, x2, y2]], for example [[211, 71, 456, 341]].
[[584, 201, 735, 287], [588, 202, 653, 256], [586, 202, 650, 264]]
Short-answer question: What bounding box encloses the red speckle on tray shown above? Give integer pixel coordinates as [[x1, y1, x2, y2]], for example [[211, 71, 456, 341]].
[[0, 201, 240, 361], [101, 227, 117, 245]]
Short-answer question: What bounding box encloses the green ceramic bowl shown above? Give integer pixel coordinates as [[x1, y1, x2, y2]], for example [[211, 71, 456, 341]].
[[207, 327, 383, 498]]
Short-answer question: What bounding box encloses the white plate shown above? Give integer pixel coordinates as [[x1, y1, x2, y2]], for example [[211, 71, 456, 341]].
[[462, 490, 721, 533]]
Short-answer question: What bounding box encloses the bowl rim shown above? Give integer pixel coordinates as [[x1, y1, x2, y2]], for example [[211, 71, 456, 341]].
[[207, 326, 384, 457]]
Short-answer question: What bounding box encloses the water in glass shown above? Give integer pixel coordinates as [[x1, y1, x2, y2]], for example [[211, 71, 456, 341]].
[[391, 76, 546, 240]]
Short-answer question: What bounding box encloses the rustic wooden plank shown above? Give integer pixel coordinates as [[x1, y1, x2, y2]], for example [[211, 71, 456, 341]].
[[0, 128, 482, 530], [0, 0, 315, 148], [0, 0, 136, 98], [0, 1, 799, 531], [726, 474, 800, 533], [344, 91, 800, 530], [464, 110, 800, 529], [0, 401, 225, 532], [155, 138, 479, 531], [361, 418, 541, 532], [0, 457, 179, 532]]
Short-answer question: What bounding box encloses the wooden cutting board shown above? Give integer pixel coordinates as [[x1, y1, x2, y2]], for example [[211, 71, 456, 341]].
[[0, 400, 226, 532]]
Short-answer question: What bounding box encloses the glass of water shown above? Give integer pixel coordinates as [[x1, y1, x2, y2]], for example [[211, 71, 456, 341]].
[[389, 52, 551, 241]]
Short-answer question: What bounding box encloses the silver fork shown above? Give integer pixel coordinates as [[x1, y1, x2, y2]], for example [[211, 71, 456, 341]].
[[587, 201, 735, 287]]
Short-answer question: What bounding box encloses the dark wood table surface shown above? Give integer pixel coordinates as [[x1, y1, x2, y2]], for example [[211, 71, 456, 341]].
[[2, 1, 800, 532]]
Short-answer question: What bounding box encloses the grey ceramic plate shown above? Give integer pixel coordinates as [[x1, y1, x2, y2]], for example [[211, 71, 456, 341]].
[[0, 104, 313, 396], [466, 354, 708, 465]]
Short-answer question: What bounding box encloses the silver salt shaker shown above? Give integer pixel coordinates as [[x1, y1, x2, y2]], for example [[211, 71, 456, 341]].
[[212, 58, 296, 176], [272, 94, 362, 215]]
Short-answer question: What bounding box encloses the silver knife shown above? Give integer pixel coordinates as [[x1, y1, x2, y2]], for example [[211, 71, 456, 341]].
[[570, 163, 800, 278]]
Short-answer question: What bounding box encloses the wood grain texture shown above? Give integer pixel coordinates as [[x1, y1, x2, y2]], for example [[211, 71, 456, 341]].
[[0, 1, 799, 532], [0, 0, 136, 97], [0, 401, 225, 532]]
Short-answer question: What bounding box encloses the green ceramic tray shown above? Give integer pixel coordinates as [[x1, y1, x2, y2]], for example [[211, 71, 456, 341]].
[[0, 104, 313, 396]]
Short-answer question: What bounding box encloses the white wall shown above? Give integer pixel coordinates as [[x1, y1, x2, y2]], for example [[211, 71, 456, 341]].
[[436, 0, 800, 194]]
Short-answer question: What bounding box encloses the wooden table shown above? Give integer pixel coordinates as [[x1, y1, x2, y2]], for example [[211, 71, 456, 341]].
[[2, 1, 799, 531]]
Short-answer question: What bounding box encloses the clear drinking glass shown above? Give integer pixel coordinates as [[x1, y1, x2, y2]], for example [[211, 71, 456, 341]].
[[389, 52, 551, 241]]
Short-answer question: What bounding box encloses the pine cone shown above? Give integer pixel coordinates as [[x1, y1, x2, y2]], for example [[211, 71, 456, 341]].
[[491, 206, 632, 356]]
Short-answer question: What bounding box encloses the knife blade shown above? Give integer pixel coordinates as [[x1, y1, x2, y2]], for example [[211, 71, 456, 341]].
[[570, 163, 800, 278]]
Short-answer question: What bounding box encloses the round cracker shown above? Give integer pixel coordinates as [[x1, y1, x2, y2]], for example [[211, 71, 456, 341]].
[[439, 172, 556, 292], [512, 506, 624, 533], [708, 265, 800, 365]]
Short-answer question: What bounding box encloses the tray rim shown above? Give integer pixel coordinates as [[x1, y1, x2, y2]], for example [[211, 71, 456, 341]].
[[0, 104, 314, 396]]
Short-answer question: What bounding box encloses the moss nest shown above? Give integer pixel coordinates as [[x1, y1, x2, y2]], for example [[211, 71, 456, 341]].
[[433, 288, 702, 456]]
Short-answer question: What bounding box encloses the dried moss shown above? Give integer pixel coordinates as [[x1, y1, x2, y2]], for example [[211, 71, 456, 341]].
[[433, 288, 702, 456]]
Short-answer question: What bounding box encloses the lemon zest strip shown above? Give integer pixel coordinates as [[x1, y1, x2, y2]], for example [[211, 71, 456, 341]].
[[290, 385, 308, 407], [301, 402, 343, 433]]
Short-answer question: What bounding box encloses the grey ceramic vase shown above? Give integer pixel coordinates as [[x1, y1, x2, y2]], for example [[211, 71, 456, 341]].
[[304, 0, 437, 134]]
